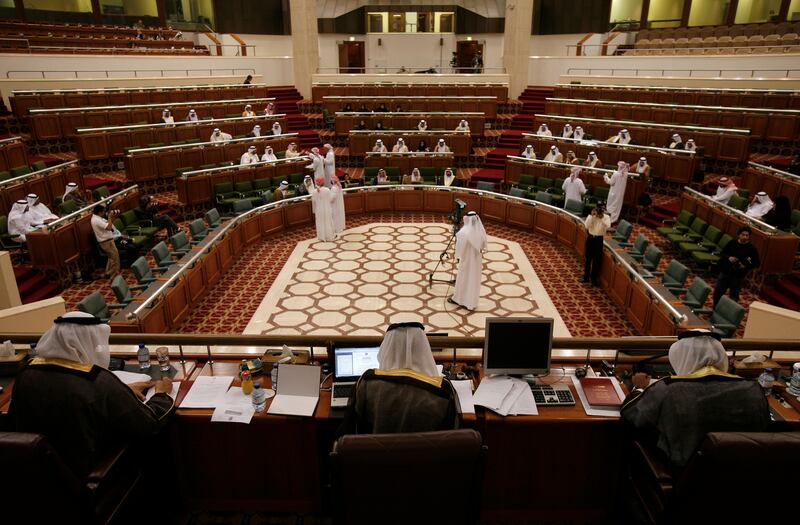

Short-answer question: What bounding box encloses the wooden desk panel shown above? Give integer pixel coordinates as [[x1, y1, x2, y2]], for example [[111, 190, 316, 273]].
[[349, 132, 470, 157]]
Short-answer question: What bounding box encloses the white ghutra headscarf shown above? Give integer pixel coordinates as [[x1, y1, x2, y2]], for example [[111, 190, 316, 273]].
[[36, 311, 111, 368], [377, 322, 438, 377]]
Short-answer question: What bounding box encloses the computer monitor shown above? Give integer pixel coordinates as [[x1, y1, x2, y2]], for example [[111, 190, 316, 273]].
[[482, 317, 554, 376], [332, 345, 381, 381]]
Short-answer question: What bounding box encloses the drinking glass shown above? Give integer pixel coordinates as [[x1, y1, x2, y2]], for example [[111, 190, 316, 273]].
[[156, 346, 170, 372]]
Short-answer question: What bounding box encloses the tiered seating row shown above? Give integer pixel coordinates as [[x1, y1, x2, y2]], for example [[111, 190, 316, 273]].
[[0, 161, 81, 214], [633, 21, 800, 55], [75, 115, 289, 161], [553, 84, 800, 110], [363, 153, 455, 176], [680, 189, 798, 275], [741, 163, 800, 211], [0, 20, 181, 40], [0, 137, 29, 174], [520, 134, 698, 184], [0, 35, 201, 53], [176, 157, 311, 208], [313, 83, 507, 102], [504, 156, 646, 209], [124, 134, 299, 184], [28, 97, 276, 141], [544, 98, 799, 142], [322, 96, 497, 119], [348, 131, 471, 157], [11, 85, 269, 118], [334, 113, 485, 137], [532, 114, 751, 163], [26, 186, 141, 273]]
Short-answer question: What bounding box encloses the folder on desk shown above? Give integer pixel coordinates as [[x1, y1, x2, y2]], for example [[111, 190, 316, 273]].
[[267, 364, 320, 417]]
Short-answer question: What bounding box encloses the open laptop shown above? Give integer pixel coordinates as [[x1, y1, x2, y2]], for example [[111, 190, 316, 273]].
[[330, 345, 381, 408]]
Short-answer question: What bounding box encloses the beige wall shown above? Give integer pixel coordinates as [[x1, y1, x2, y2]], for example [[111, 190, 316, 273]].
[[743, 301, 800, 340], [0, 252, 21, 309], [0, 296, 65, 333]]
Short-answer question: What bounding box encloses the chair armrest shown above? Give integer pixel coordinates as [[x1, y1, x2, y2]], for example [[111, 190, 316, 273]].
[[139, 277, 156, 284], [651, 271, 665, 277], [712, 322, 736, 331], [169, 250, 188, 257], [153, 266, 170, 273], [129, 283, 149, 291], [693, 307, 712, 316], [108, 303, 129, 310], [618, 241, 633, 247]]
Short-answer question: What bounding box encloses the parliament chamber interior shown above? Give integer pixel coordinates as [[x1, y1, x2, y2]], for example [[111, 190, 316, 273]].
[[1, 1, 800, 524]]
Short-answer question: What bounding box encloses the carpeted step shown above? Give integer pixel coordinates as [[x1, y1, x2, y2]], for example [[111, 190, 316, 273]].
[[14, 265, 37, 282], [781, 276, 800, 298], [22, 282, 62, 304], [17, 272, 48, 297], [760, 287, 800, 312]]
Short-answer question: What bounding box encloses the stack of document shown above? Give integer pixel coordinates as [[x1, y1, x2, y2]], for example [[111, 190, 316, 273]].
[[180, 376, 234, 408], [472, 375, 538, 416], [570, 375, 626, 417]]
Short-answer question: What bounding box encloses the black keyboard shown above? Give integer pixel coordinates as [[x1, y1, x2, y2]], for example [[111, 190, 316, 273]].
[[530, 384, 575, 406], [333, 383, 354, 399]]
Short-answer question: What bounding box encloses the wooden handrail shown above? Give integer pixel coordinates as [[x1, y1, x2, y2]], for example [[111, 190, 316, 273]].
[[576, 33, 594, 56], [230, 33, 247, 56], [601, 32, 619, 56], [203, 31, 222, 56]]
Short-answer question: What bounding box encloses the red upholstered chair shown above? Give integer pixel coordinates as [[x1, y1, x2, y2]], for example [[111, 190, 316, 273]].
[[331, 429, 486, 525], [0, 432, 142, 524], [625, 431, 800, 524]]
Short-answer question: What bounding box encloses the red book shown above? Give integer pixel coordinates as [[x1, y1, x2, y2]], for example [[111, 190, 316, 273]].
[[579, 377, 622, 407]]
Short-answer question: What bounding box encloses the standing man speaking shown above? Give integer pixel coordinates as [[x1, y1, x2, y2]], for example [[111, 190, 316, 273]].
[[449, 212, 487, 311]]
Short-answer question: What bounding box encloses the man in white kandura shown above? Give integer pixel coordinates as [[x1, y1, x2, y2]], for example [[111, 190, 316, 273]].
[[443, 168, 455, 187], [746, 191, 774, 219], [455, 120, 470, 132], [249, 125, 262, 138], [604, 160, 629, 223], [543, 145, 563, 163], [373, 139, 388, 153], [520, 145, 536, 159], [536, 123, 552, 137], [285, 142, 300, 158], [573, 126, 585, 141], [210, 128, 232, 143], [562, 123, 574, 138], [306, 147, 324, 183], [449, 211, 487, 311], [584, 151, 601, 168], [434, 139, 451, 153], [684, 139, 697, 152], [607, 129, 631, 145], [272, 122, 282, 135], [668, 133, 683, 149], [392, 138, 409, 153], [330, 174, 345, 234], [562, 166, 587, 208], [311, 176, 336, 241], [240, 146, 259, 166], [417, 120, 428, 131], [711, 177, 737, 205], [323, 144, 336, 187], [26, 194, 57, 225], [261, 146, 277, 162]]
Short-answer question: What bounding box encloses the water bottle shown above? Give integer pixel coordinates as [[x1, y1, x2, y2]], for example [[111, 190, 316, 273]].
[[789, 362, 800, 397], [137, 343, 151, 370], [271, 362, 279, 392], [251, 381, 266, 412], [757, 368, 775, 397]]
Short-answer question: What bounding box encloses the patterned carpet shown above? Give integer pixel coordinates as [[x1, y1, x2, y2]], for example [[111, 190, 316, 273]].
[[177, 213, 637, 337]]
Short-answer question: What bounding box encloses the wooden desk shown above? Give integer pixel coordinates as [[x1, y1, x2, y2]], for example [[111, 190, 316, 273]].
[[335, 113, 485, 137], [349, 131, 471, 157]]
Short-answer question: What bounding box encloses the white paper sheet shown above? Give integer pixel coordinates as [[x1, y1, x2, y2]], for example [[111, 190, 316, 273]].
[[571, 375, 625, 417], [496, 379, 527, 416], [180, 375, 234, 408], [210, 388, 256, 424], [113, 370, 152, 384], [472, 375, 514, 412], [509, 378, 538, 416], [451, 379, 475, 414], [267, 364, 320, 417]]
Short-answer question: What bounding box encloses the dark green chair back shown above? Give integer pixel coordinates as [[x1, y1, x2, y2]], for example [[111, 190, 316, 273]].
[[710, 296, 746, 337], [205, 208, 221, 227], [642, 246, 662, 270], [58, 199, 79, 215], [131, 256, 155, 284], [728, 194, 747, 211], [537, 177, 553, 190], [151, 241, 173, 267], [564, 199, 585, 215], [111, 275, 134, 304], [534, 191, 553, 205], [170, 231, 190, 252], [631, 234, 649, 254], [717, 234, 734, 251], [0, 171, 10, 181], [234, 181, 253, 193], [93, 186, 111, 201], [662, 260, 690, 288], [232, 199, 253, 214], [288, 172, 305, 184], [77, 292, 110, 321], [31, 161, 47, 171], [683, 278, 711, 309], [120, 210, 139, 228], [214, 182, 234, 195], [189, 219, 207, 240], [476, 181, 495, 192], [10, 166, 30, 177], [612, 220, 633, 243], [254, 178, 271, 191], [518, 174, 536, 187], [509, 187, 527, 198]]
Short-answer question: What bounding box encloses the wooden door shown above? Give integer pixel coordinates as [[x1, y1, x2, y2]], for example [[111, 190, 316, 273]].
[[456, 41, 483, 73], [338, 42, 365, 74]]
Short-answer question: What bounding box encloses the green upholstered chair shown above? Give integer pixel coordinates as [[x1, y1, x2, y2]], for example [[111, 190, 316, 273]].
[[0, 171, 11, 181], [564, 198, 585, 215], [627, 234, 650, 260], [676, 278, 712, 314], [584, 186, 609, 213], [169, 231, 192, 255], [679, 225, 722, 255], [10, 166, 30, 177], [205, 208, 222, 228], [476, 181, 495, 192], [93, 186, 111, 201], [640, 246, 662, 273], [112, 218, 147, 249], [214, 182, 241, 211], [727, 193, 748, 211], [547, 179, 565, 206], [147, 142, 165, 148], [653, 260, 690, 294], [231, 198, 253, 215], [690, 233, 733, 268], [200, 163, 217, 170], [516, 174, 537, 194], [253, 178, 272, 194], [666, 217, 707, 245], [175, 166, 193, 177], [656, 209, 694, 237], [76, 291, 125, 322], [534, 191, 553, 205], [31, 161, 47, 171], [384, 166, 401, 183], [707, 296, 746, 338], [188, 219, 208, 242], [235, 180, 266, 208], [364, 167, 379, 183], [0, 215, 24, 249], [612, 220, 634, 245], [110, 275, 145, 304], [420, 167, 439, 184], [508, 187, 528, 199], [120, 210, 159, 238], [288, 172, 305, 185], [131, 256, 161, 286], [58, 199, 79, 215], [535, 177, 553, 192], [151, 241, 175, 268]]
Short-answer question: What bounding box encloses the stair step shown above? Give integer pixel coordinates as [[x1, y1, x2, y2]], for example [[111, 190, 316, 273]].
[[761, 287, 800, 312], [22, 282, 61, 304], [17, 273, 47, 296]]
